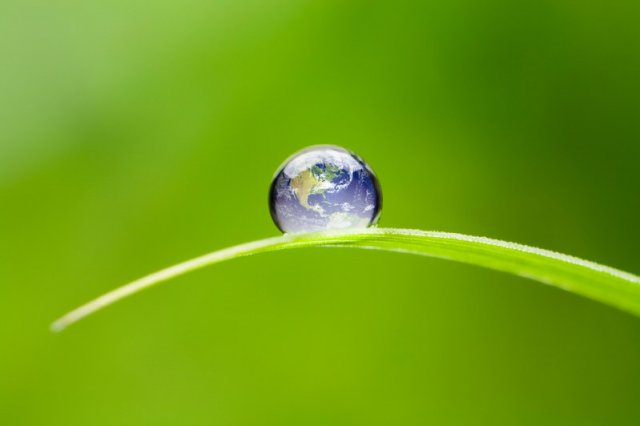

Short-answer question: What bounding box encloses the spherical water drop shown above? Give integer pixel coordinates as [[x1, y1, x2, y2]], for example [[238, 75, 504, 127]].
[[269, 145, 382, 233]]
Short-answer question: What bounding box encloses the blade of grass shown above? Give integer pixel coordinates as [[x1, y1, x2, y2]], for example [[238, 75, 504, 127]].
[[51, 228, 640, 332]]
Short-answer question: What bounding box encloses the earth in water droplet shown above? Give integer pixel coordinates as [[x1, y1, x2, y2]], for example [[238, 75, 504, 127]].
[[269, 145, 382, 233]]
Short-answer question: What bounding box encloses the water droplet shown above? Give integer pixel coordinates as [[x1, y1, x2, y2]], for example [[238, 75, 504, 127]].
[[269, 145, 382, 233]]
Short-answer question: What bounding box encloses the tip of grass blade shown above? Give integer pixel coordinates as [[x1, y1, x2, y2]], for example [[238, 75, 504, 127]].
[[50, 321, 65, 333]]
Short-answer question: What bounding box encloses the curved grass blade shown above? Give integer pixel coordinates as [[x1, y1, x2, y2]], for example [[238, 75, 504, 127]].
[[51, 228, 640, 332]]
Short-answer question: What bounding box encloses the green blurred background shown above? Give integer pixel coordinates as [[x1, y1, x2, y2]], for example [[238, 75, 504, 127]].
[[1, 0, 639, 424]]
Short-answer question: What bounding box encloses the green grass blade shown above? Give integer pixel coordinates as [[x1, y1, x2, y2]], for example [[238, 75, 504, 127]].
[[51, 228, 640, 332]]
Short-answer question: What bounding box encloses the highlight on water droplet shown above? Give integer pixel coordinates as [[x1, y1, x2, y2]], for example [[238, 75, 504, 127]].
[[269, 145, 382, 234]]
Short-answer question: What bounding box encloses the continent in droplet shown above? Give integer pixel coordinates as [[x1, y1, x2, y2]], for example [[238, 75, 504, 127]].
[[269, 145, 382, 233]]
